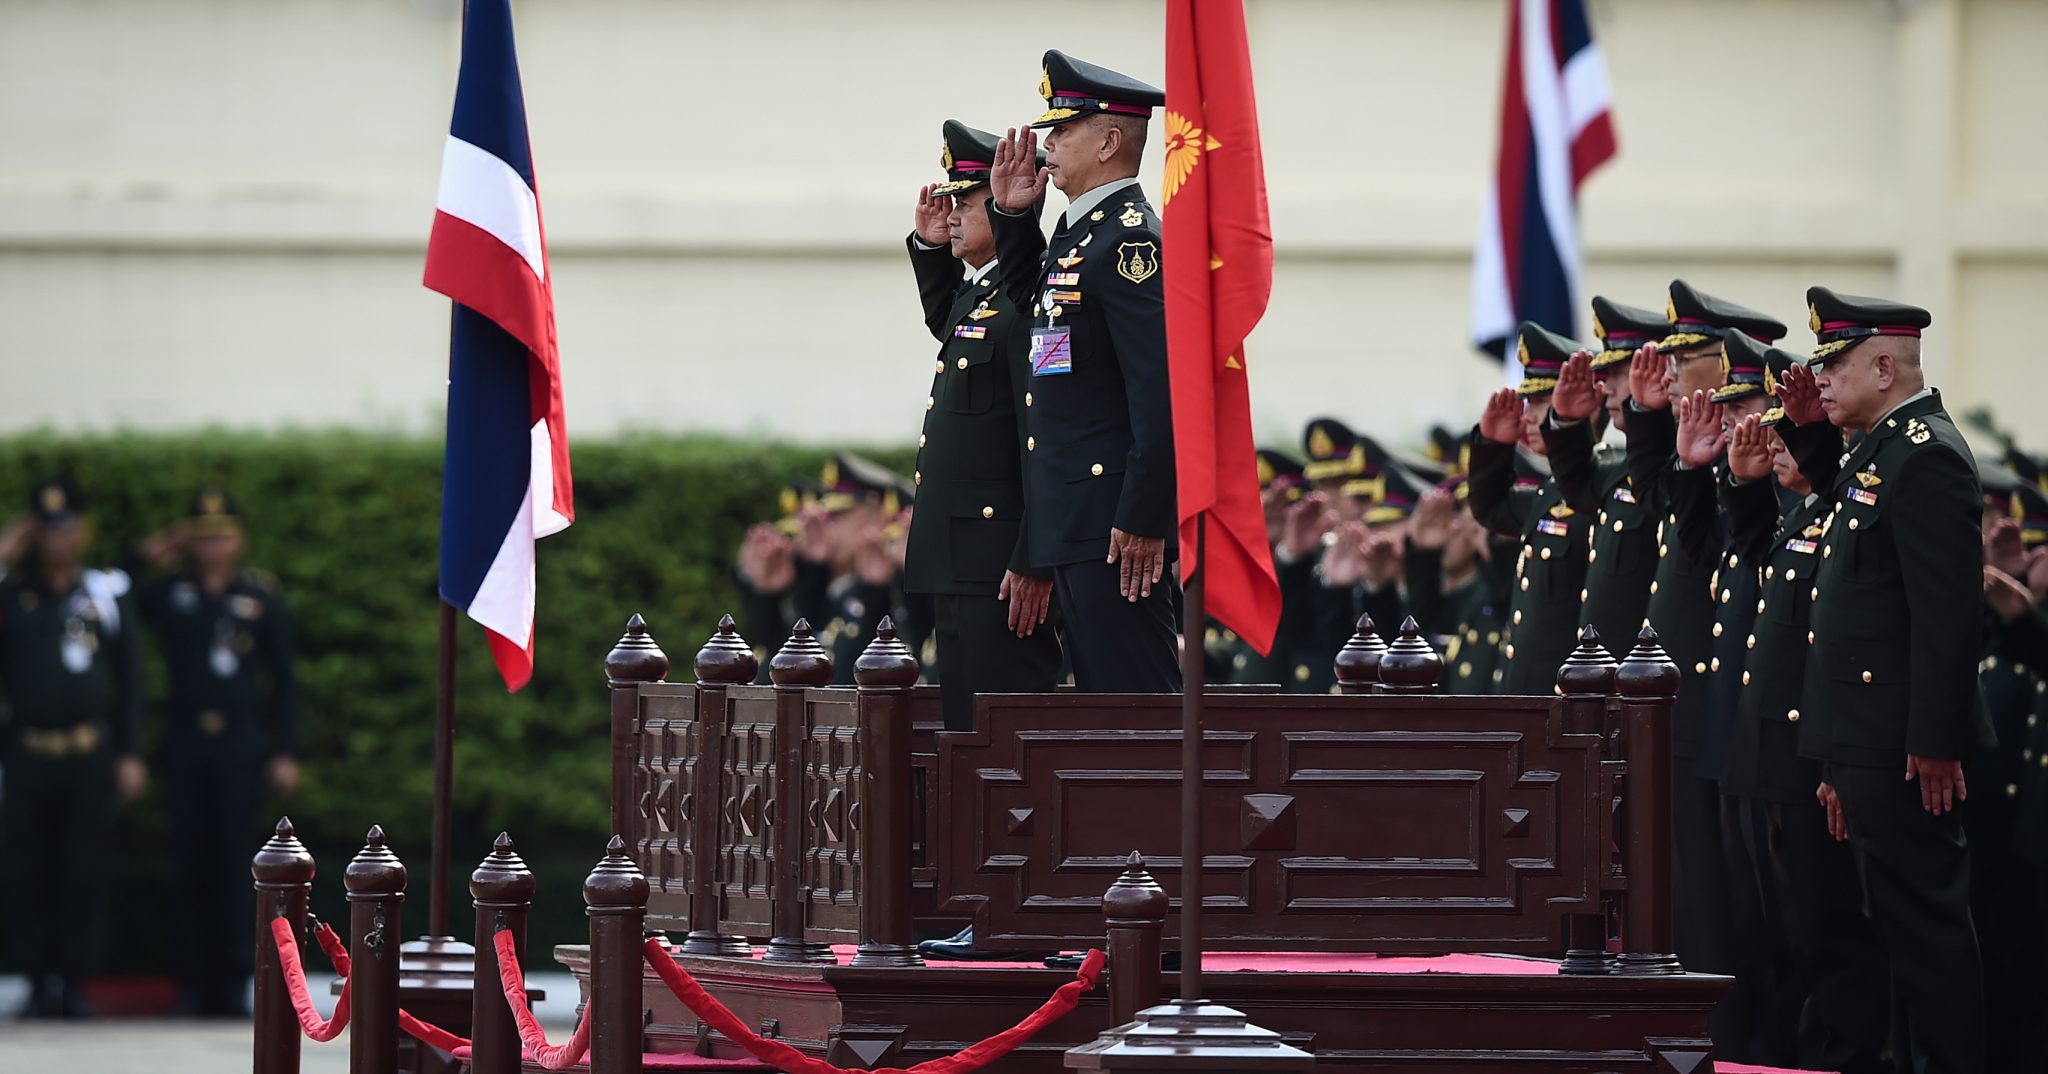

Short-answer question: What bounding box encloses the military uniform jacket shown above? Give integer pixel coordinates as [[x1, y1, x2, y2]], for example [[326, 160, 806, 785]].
[[1694, 468, 1759, 783], [987, 188, 1175, 567], [1786, 392, 1995, 768], [1627, 406, 1722, 759], [137, 571, 300, 754], [1970, 607, 2047, 858], [1405, 541, 1509, 695], [903, 237, 1044, 595], [1468, 432, 1590, 695], [0, 568, 144, 755], [1546, 419, 1655, 658], [1723, 484, 1829, 802]]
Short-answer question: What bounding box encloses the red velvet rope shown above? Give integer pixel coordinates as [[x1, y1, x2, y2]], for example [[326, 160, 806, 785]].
[[642, 939, 1104, 1074], [308, 923, 472, 1053], [269, 917, 350, 1041], [494, 927, 592, 1070]]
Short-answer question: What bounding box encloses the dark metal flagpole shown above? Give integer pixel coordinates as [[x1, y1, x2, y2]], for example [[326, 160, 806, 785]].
[[1179, 515, 1206, 1002], [430, 598, 457, 937]]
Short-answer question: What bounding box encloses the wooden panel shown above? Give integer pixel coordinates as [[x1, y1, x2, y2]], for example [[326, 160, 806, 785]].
[[633, 684, 698, 931], [802, 688, 861, 942], [715, 687, 779, 940], [934, 693, 1606, 954]]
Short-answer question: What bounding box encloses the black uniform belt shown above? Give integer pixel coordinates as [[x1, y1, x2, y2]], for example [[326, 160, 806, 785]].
[[14, 722, 105, 758]]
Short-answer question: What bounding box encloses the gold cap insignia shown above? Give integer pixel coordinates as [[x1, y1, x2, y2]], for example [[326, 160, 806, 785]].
[[1719, 341, 1734, 378], [1809, 304, 1822, 334], [2014, 491, 2027, 522], [1308, 426, 1336, 459], [1256, 456, 1275, 484], [1591, 310, 1607, 341], [1516, 337, 1532, 368], [40, 485, 64, 513], [940, 142, 954, 171], [1039, 67, 1053, 101], [780, 487, 800, 516], [1763, 363, 1780, 397], [821, 458, 840, 487], [200, 490, 226, 516], [1665, 295, 1678, 324]]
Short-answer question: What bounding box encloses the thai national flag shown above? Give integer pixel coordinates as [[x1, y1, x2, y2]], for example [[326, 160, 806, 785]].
[[1469, 0, 1617, 379], [424, 0, 572, 692]]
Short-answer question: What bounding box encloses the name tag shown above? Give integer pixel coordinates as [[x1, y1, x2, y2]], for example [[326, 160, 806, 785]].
[[1030, 327, 1073, 376], [1784, 538, 1817, 554], [1847, 488, 1878, 506], [952, 325, 986, 340], [1536, 519, 1569, 537]]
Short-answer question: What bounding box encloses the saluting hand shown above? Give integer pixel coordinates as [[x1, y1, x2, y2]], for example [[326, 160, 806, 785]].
[[1478, 388, 1523, 446], [1725, 414, 1773, 484], [1280, 493, 1337, 560], [913, 184, 953, 248], [1985, 565, 2035, 624], [1629, 342, 1669, 412], [1108, 528, 1167, 601], [1549, 351, 1600, 422], [1675, 390, 1728, 469], [1776, 363, 1827, 427], [1906, 754, 1967, 816], [999, 571, 1055, 637], [1407, 488, 1456, 551], [990, 127, 1050, 214]]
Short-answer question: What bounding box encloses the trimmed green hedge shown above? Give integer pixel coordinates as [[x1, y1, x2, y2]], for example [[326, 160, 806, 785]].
[[0, 431, 911, 969]]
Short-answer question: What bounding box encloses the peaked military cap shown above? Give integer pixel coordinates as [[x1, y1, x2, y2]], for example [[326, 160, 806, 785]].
[[1362, 463, 1427, 525], [187, 485, 243, 536], [932, 120, 1043, 197], [1756, 347, 1805, 428], [820, 454, 912, 515], [2004, 446, 2045, 494], [1589, 296, 1665, 371], [1424, 425, 1469, 477], [1515, 321, 1586, 398], [2015, 483, 2048, 549], [1255, 449, 1308, 503], [1661, 280, 1787, 350], [1301, 418, 1368, 481], [28, 476, 84, 524], [1805, 286, 1931, 364], [1713, 329, 1774, 403], [1030, 50, 1164, 129]]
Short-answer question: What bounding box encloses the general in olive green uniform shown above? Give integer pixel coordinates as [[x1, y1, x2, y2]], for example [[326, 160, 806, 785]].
[[904, 120, 1061, 731], [1468, 323, 1592, 695], [0, 479, 142, 1018], [1405, 476, 1514, 694], [134, 489, 301, 1016], [986, 51, 1179, 693], [1783, 287, 1992, 1074]]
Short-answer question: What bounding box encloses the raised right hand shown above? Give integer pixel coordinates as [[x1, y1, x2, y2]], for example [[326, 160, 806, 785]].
[[1478, 388, 1523, 445], [1725, 413, 1772, 484], [1777, 362, 1828, 426], [1675, 390, 1728, 469], [1549, 351, 1600, 422], [990, 127, 1050, 214], [1629, 342, 1669, 411], [1407, 487, 1456, 550], [913, 184, 953, 247], [1280, 493, 1337, 560]]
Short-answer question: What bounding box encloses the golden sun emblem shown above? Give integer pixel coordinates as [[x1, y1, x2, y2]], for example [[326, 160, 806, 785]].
[[1160, 111, 1220, 210], [1809, 304, 1822, 334], [940, 142, 953, 171], [1038, 67, 1053, 101], [1764, 362, 1780, 397]]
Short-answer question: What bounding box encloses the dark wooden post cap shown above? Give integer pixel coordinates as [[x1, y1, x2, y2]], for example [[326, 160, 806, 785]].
[[768, 618, 834, 687], [1332, 613, 1389, 689], [252, 816, 316, 887], [693, 613, 759, 685], [1377, 616, 1443, 692], [1616, 626, 1681, 698], [605, 613, 670, 684], [1556, 624, 1619, 697], [1102, 851, 1169, 926], [583, 835, 650, 911], [853, 616, 919, 690], [343, 825, 408, 899], [470, 832, 537, 906]]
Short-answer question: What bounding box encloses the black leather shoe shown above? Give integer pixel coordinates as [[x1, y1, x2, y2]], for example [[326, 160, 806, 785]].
[[917, 926, 975, 959]]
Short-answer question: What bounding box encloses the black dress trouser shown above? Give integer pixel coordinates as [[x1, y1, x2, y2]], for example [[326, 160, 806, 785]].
[[1052, 558, 1181, 694], [1, 743, 114, 985], [929, 593, 1062, 732]]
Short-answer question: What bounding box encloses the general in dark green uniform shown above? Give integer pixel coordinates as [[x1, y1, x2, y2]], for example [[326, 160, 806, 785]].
[[986, 50, 1179, 694], [1404, 475, 1512, 694], [1468, 322, 1592, 695], [0, 479, 143, 1018], [904, 120, 1062, 732], [1781, 286, 1993, 1074], [133, 488, 301, 1016]]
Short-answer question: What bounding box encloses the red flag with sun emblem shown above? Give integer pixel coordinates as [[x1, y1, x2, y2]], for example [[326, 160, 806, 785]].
[[1164, 0, 1280, 655]]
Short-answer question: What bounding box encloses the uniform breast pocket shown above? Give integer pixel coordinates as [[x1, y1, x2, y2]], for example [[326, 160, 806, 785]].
[[1834, 505, 1889, 582], [1820, 637, 1911, 749], [1061, 461, 1125, 542], [1598, 507, 1650, 574], [944, 342, 998, 414]]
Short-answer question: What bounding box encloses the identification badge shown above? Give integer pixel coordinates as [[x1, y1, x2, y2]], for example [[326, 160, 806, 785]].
[[952, 324, 986, 340], [1847, 488, 1878, 506], [1785, 538, 1817, 555], [1030, 327, 1073, 376], [1536, 519, 1569, 537]]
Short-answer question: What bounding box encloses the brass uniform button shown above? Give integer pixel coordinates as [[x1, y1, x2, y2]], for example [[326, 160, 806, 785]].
[[1811, 586, 1820, 601], [918, 434, 927, 447], [926, 396, 935, 411], [1787, 708, 1800, 722], [1541, 547, 1552, 560], [1659, 543, 1669, 556], [1765, 566, 1774, 579], [1513, 610, 1523, 625], [934, 360, 943, 373], [982, 506, 995, 519], [1612, 520, 1623, 533], [1650, 581, 1660, 595], [2010, 783, 2022, 799], [1025, 392, 1034, 407], [1459, 661, 1473, 678], [1785, 568, 1796, 581], [958, 357, 969, 370], [1294, 665, 1310, 682], [1580, 588, 1589, 602], [1090, 463, 1105, 476], [1861, 670, 1873, 683], [1027, 437, 1036, 451], [1742, 671, 1751, 685], [1720, 589, 1731, 603], [1848, 518, 1860, 530], [914, 471, 922, 485], [1746, 634, 1755, 649], [1589, 549, 1598, 563], [1694, 661, 1707, 675], [1520, 578, 1531, 591], [1808, 631, 1816, 645], [1487, 632, 1500, 645], [1713, 623, 1724, 638], [1729, 554, 1740, 567], [1711, 657, 1721, 672], [1505, 644, 1517, 659], [1824, 545, 1833, 558], [1757, 599, 1766, 614]]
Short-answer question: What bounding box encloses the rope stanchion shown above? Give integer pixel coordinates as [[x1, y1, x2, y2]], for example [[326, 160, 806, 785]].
[[294, 917, 473, 1054], [494, 928, 592, 1070], [270, 917, 350, 1042], [642, 938, 1104, 1074]]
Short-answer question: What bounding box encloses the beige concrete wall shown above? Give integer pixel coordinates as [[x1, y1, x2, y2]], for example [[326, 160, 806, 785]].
[[3, 0, 2044, 455]]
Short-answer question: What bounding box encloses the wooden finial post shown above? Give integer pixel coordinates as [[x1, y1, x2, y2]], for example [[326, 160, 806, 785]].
[[344, 826, 407, 1074], [468, 834, 537, 1074], [681, 615, 754, 958], [1332, 613, 1389, 694], [851, 617, 923, 968], [764, 621, 836, 965], [585, 836, 651, 1074], [1376, 617, 1444, 694], [253, 817, 315, 1074], [1615, 627, 1682, 976]]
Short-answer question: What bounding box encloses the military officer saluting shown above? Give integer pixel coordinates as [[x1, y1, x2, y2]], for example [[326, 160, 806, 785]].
[[0, 478, 144, 1018], [904, 120, 1062, 732], [1469, 322, 1593, 694], [1775, 287, 1993, 1074], [985, 50, 1178, 693], [134, 487, 301, 1016]]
